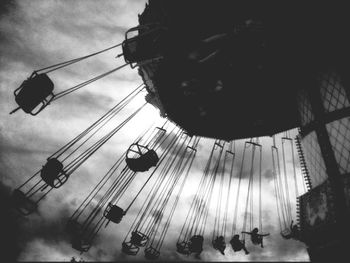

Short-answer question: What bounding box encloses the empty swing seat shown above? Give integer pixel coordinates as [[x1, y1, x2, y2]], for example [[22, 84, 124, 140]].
[[131, 230, 148, 247], [188, 235, 204, 254], [14, 73, 55, 115], [40, 158, 68, 188], [176, 241, 190, 255], [126, 149, 159, 172], [103, 203, 125, 224], [144, 246, 160, 260], [122, 26, 165, 67], [281, 228, 292, 239], [71, 236, 91, 253], [122, 241, 140, 256], [12, 189, 37, 216]]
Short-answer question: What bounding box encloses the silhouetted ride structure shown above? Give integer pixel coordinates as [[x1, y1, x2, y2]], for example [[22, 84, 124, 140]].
[[10, 0, 350, 261]]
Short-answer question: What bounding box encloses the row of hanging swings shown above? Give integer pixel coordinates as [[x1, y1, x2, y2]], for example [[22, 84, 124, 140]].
[[65, 122, 165, 253], [176, 139, 226, 258], [122, 130, 191, 256], [11, 23, 166, 115], [206, 139, 265, 256], [227, 139, 267, 255], [122, 134, 199, 259], [271, 131, 307, 241], [238, 139, 270, 249], [211, 141, 236, 256], [142, 137, 200, 260], [66, 123, 181, 253], [12, 84, 145, 216]]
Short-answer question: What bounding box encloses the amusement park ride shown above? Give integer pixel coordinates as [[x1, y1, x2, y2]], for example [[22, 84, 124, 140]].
[[9, 1, 350, 261]]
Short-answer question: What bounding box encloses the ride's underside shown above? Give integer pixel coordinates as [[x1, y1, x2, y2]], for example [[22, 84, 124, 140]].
[[136, 0, 349, 140]]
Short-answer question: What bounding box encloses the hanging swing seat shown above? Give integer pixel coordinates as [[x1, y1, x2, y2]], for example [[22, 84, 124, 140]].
[[176, 241, 190, 255], [103, 203, 125, 224], [13, 72, 55, 115], [212, 236, 226, 255], [188, 235, 204, 254], [281, 228, 292, 239], [122, 24, 166, 68], [131, 230, 148, 247], [12, 189, 38, 216], [40, 158, 69, 188], [126, 143, 159, 172], [122, 241, 140, 255], [71, 236, 91, 253], [281, 225, 300, 240], [66, 219, 91, 252], [144, 246, 160, 260]]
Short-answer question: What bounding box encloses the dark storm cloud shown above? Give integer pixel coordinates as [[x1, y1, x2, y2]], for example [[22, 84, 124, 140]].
[[20, 206, 72, 243], [0, 0, 15, 16], [17, 206, 86, 261], [0, 179, 78, 261], [0, 0, 16, 54]]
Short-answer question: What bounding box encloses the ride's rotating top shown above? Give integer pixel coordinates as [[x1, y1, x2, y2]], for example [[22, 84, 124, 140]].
[[123, 0, 348, 140]]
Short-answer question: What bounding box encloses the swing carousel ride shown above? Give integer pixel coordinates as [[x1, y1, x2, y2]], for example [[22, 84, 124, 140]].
[[8, 0, 350, 261]]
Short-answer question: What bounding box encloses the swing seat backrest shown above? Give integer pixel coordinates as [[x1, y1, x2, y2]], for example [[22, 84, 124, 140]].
[[142, 150, 159, 167], [122, 241, 140, 256], [176, 241, 190, 255], [12, 189, 38, 216], [126, 158, 143, 172], [40, 158, 67, 188], [131, 231, 148, 247], [281, 228, 292, 239], [14, 73, 54, 115], [189, 235, 204, 253], [104, 204, 124, 224], [144, 246, 160, 260], [126, 158, 142, 172], [126, 150, 159, 172], [71, 236, 91, 253]]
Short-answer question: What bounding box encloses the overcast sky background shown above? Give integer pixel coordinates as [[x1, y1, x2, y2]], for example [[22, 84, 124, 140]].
[[0, 1, 309, 261]]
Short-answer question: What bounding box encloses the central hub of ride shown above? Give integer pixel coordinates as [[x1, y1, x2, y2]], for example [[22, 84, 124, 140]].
[[123, 0, 347, 140]]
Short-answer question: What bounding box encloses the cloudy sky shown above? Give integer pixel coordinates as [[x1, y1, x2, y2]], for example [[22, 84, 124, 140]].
[[0, 1, 309, 261]]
